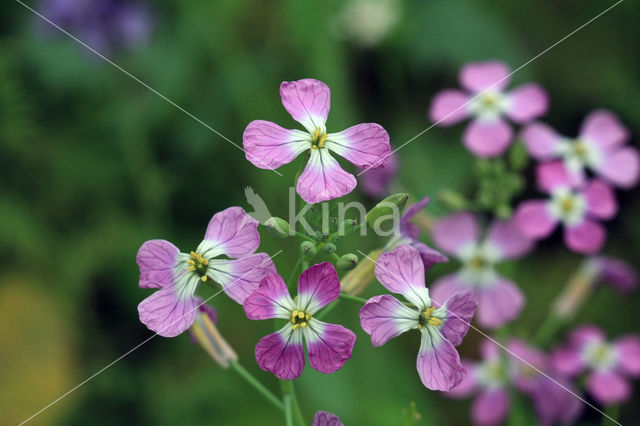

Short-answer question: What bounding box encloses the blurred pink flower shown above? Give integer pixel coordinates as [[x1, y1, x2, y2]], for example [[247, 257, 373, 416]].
[[430, 213, 532, 329], [358, 152, 398, 198], [552, 325, 640, 405], [589, 255, 638, 294], [312, 410, 343, 426], [429, 60, 548, 157], [515, 161, 617, 254], [521, 110, 639, 188]]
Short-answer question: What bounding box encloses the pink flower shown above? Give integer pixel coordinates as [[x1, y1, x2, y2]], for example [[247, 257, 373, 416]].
[[552, 325, 640, 405], [136, 207, 275, 337], [429, 60, 548, 157], [312, 411, 343, 426], [430, 213, 531, 329], [515, 161, 617, 254], [521, 110, 640, 188], [243, 263, 356, 380], [358, 152, 398, 198], [588, 255, 638, 294], [359, 245, 477, 391], [243, 79, 391, 204], [449, 339, 582, 425], [385, 196, 448, 268]]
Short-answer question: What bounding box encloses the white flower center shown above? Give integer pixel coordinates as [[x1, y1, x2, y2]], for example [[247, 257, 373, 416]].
[[458, 243, 501, 286], [556, 138, 601, 171], [548, 188, 586, 226], [476, 359, 507, 388], [583, 341, 618, 370], [469, 91, 510, 121]]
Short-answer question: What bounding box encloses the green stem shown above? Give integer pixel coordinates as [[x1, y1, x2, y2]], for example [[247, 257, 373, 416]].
[[286, 257, 304, 288], [280, 380, 305, 426], [531, 312, 564, 346], [293, 230, 316, 243], [229, 361, 284, 412], [338, 293, 368, 305], [602, 404, 620, 426]]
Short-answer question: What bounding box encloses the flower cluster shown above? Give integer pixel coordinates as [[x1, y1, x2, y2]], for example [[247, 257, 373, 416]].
[[133, 72, 638, 424]]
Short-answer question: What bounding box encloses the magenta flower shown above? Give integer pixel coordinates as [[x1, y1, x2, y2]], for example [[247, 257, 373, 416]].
[[429, 60, 548, 157], [385, 196, 448, 268], [136, 207, 275, 337], [521, 109, 640, 188], [515, 161, 617, 254], [449, 339, 582, 425], [359, 245, 477, 391], [358, 151, 398, 198], [312, 411, 343, 426], [589, 255, 638, 294], [243, 78, 391, 203], [243, 262, 356, 380], [430, 213, 532, 329], [552, 325, 640, 405]]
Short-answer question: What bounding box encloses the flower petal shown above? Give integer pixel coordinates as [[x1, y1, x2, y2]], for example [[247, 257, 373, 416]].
[[471, 389, 509, 426], [485, 219, 534, 260], [296, 148, 357, 204], [359, 294, 419, 346], [255, 324, 305, 380], [428, 90, 470, 125], [438, 290, 477, 346], [417, 329, 466, 391], [201, 207, 260, 258], [580, 109, 629, 150], [430, 274, 468, 307], [243, 273, 295, 320], [463, 118, 513, 157], [514, 200, 558, 239], [136, 239, 180, 288], [476, 277, 525, 329], [564, 219, 606, 254], [551, 346, 585, 377], [569, 324, 605, 347], [445, 360, 478, 397], [375, 245, 429, 308], [507, 339, 548, 393], [432, 212, 479, 256], [506, 83, 549, 123], [358, 152, 398, 198], [535, 161, 579, 193], [520, 122, 563, 160], [586, 370, 631, 405], [400, 196, 430, 240], [280, 79, 331, 133], [304, 320, 356, 374], [207, 253, 276, 304], [312, 411, 344, 426], [594, 256, 638, 294], [325, 123, 391, 169], [138, 286, 197, 337], [242, 120, 311, 169], [583, 179, 617, 220], [459, 61, 511, 92], [595, 147, 640, 188], [615, 335, 640, 377], [412, 241, 449, 268], [531, 375, 583, 426], [297, 262, 341, 314]]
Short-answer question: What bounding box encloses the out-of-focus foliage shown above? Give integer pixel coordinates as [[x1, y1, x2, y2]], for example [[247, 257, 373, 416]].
[[1, 0, 639, 424]]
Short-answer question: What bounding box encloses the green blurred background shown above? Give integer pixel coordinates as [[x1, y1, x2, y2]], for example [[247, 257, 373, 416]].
[[1, 0, 639, 424]]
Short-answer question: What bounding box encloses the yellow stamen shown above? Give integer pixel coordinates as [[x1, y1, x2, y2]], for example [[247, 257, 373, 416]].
[[201, 275, 208, 282], [305, 313, 310, 321], [428, 318, 443, 326], [187, 259, 195, 265], [298, 311, 305, 319], [186, 266, 196, 272], [300, 322, 307, 327], [317, 133, 328, 148]]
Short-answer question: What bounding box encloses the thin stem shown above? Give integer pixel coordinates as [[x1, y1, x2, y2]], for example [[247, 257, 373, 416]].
[[293, 230, 316, 243], [229, 361, 284, 412], [531, 313, 563, 347], [280, 380, 305, 426], [602, 404, 620, 425], [286, 257, 304, 288], [338, 293, 368, 305]]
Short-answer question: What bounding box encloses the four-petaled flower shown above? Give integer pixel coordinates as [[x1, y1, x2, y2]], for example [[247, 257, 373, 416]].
[[515, 161, 617, 254], [430, 213, 532, 329], [552, 325, 640, 405], [448, 339, 583, 426], [521, 109, 640, 188], [136, 207, 275, 337], [359, 245, 477, 391], [429, 60, 548, 157], [243, 262, 357, 380], [243, 78, 391, 204]]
